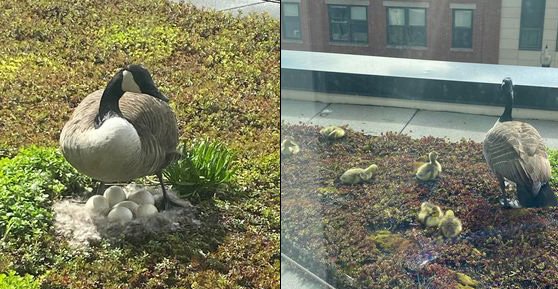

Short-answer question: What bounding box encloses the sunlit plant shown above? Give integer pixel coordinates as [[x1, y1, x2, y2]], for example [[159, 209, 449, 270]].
[[163, 139, 237, 201]]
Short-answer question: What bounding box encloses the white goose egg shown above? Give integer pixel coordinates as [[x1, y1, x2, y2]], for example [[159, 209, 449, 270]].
[[103, 186, 127, 207], [114, 201, 140, 215], [85, 195, 109, 215], [127, 189, 155, 205], [135, 204, 158, 218], [107, 206, 133, 224]]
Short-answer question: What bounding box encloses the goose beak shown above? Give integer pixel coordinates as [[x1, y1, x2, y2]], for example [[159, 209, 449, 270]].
[[147, 88, 169, 102]]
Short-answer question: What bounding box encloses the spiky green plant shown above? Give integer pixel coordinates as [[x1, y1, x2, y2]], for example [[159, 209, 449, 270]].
[[163, 139, 237, 201]]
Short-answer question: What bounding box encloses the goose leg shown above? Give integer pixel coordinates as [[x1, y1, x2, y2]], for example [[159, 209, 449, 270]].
[[96, 181, 106, 195], [156, 172, 169, 210]]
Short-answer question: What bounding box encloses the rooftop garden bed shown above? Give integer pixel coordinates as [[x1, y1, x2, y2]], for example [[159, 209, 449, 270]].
[[282, 123, 558, 288]]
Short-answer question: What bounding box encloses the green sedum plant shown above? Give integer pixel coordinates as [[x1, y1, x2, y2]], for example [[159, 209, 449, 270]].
[[164, 139, 237, 201], [0, 146, 90, 244], [0, 271, 40, 289]]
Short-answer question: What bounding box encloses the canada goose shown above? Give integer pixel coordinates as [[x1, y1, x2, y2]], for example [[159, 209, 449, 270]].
[[281, 138, 300, 156], [438, 210, 462, 238], [340, 164, 378, 184], [59, 64, 180, 210], [483, 78, 558, 208], [416, 152, 442, 181], [319, 126, 345, 140]]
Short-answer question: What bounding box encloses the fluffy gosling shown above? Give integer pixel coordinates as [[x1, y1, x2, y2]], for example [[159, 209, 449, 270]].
[[340, 164, 378, 184], [281, 139, 300, 156], [438, 210, 462, 238], [320, 126, 345, 140], [416, 151, 442, 181]]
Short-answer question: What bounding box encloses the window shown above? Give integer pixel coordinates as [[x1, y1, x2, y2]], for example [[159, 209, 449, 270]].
[[282, 3, 301, 40], [328, 5, 368, 43], [387, 7, 426, 47], [519, 0, 545, 50], [452, 9, 473, 48]]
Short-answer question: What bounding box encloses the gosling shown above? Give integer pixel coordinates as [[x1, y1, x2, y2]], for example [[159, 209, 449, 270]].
[[417, 202, 443, 227], [438, 210, 462, 238], [340, 164, 378, 184], [320, 126, 345, 140], [416, 151, 442, 181], [281, 138, 300, 156]]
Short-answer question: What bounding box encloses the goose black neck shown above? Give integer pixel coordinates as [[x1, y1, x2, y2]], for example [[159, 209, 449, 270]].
[[95, 75, 124, 128], [499, 91, 513, 122], [500, 103, 512, 122]]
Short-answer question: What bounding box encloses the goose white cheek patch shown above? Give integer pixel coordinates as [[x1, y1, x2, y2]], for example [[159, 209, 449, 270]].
[[122, 70, 141, 93]]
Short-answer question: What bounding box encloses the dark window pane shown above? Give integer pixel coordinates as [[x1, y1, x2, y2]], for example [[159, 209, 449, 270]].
[[452, 10, 473, 48], [282, 3, 301, 40], [519, 0, 545, 50], [352, 20, 368, 42], [329, 5, 368, 43], [388, 26, 405, 45], [408, 26, 426, 46]]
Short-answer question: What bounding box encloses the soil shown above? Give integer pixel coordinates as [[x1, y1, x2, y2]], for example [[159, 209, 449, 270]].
[[281, 124, 558, 289]]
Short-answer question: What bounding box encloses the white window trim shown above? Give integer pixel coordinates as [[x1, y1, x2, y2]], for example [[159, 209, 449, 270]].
[[383, 1, 429, 8], [450, 3, 477, 10], [327, 0, 369, 5]]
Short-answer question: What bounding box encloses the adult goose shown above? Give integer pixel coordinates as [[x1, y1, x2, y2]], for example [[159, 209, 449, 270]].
[[59, 64, 180, 209], [483, 77, 557, 208]]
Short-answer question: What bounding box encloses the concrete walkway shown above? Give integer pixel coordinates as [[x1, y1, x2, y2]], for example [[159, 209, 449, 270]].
[[176, 0, 279, 18], [282, 99, 558, 149]]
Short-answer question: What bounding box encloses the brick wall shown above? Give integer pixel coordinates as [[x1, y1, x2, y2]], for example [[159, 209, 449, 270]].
[[282, 0, 502, 64]]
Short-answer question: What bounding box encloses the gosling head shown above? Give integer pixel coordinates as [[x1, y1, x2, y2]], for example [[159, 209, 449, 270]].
[[428, 151, 438, 162], [120, 64, 168, 102]]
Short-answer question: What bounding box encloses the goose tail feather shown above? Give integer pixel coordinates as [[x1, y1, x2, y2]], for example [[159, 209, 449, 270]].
[[517, 183, 558, 208]]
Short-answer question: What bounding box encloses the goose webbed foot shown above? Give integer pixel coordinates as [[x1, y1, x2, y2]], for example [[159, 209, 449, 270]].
[[499, 198, 522, 209]]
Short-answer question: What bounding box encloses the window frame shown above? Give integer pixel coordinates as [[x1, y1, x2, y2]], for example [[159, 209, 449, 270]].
[[452, 9, 473, 49], [519, 0, 546, 51], [282, 2, 302, 40], [386, 7, 427, 47], [328, 4, 369, 44]]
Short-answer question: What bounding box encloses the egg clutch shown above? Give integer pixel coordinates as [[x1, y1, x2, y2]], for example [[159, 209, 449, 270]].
[[85, 185, 159, 224]]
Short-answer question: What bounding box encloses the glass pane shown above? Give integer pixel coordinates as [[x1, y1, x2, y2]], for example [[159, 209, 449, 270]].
[[520, 28, 542, 49], [454, 10, 472, 28], [283, 3, 299, 17], [408, 26, 426, 46], [409, 8, 425, 26], [351, 6, 367, 21], [453, 28, 472, 48], [388, 8, 405, 26], [331, 22, 350, 41], [284, 17, 301, 39], [330, 5, 349, 21], [521, 0, 545, 28], [387, 26, 405, 45], [352, 20, 368, 42]]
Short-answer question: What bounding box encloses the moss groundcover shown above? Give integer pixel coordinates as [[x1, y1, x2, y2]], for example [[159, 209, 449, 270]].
[[0, 0, 279, 288], [282, 124, 558, 289]]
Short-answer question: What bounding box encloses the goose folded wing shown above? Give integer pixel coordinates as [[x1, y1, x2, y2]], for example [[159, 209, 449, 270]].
[[120, 92, 180, 171], [484, 122, 550, 194]]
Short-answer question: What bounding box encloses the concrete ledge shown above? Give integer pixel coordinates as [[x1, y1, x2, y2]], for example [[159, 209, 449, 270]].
[[282, 89, 558, 122]]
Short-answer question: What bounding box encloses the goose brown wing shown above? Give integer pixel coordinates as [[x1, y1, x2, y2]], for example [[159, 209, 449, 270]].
[[119, 92, 180, 173], [483, 121, 550, 193]]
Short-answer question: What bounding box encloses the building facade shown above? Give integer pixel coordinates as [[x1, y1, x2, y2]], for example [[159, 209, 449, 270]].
[[499, 0, 558, 67], [281, 0, 502, 63]]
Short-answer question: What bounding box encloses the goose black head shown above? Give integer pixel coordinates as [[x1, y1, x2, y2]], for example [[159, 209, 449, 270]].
[[121, 64, 169, 102], [501, 77, 514, 101]]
